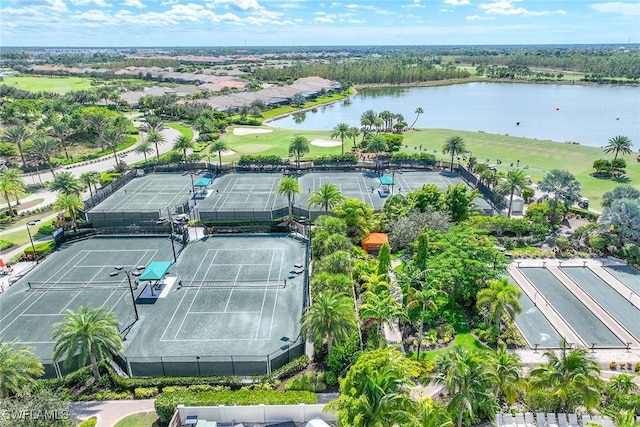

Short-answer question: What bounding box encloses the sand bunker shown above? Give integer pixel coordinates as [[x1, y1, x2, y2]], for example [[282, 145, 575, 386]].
[[233, 127, 274, 136], [311, 139, 342, 147]]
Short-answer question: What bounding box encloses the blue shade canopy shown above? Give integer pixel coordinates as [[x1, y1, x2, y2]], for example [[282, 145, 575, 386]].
[[194, 176, 212, 187], [379, 176, 394, 185], [139, 261, 173, 281]]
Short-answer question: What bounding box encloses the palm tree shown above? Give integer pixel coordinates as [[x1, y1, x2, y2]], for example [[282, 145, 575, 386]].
[[434, 345, 497, 427], [476, 277, 522, 341], [486, 341, 522, 405], [496, 168, 528, 217], [29, 135, 59, 176], [331, 123, 350, 155], [359, 290, 406, 346], [54, 193, 84, 232], [604, 135, 633, 160], [210, 140, 230, 169], [79, 171, 100, 199], [276, 176, 301, 228], [101, 126, 126, 168], [134, 140, 154, 163], [84, 112, 110, 150], [301, 291, 358, 355], [288, 135, 310, 168], [608, 373, 637, 394], [442, 135, 466, 172], [366, 135, 389, 153], [407, 284, 446, 360], [146, 130, 166, 160], [0, 339, 44, 397], [539, 169, 582, 222], [528, 339, 601, 412], [52, 305, 123, 381], [1, 124, 31, 169], [405, 398, 454, 427], [173, 134, 194, 163], [347, 126, 360, 150], [598, 198, 640, 244], [142, 114, 165, 133], [49, 118, 72, 159], [0, 168, 25, 217], [410, 107, 424, 129], [49, 171, 83, 196], [307, 183, 344, 213]]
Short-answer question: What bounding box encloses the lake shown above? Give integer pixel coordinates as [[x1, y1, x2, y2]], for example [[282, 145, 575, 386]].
[[268, 82, 640, 149]]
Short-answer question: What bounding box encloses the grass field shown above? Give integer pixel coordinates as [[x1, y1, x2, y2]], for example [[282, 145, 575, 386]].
[[2, 76, 96, 94], [221, 126, 639, 210], [114, 412, 161, 427]]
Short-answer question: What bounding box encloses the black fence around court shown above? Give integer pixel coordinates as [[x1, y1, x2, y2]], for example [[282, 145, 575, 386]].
[[113, 339, 306, 378]]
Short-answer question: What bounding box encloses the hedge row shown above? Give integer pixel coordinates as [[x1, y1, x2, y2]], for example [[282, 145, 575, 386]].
[[154, 390, 317, 423], [313, 153, 358, 165], [390, 152, 436, 163], [0, 239, 13, 251], [238, 154, 283, 166]]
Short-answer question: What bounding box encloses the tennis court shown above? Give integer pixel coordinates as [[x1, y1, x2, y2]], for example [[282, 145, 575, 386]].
[[197, 173, 283, 212], [0, 234, 307, 377]]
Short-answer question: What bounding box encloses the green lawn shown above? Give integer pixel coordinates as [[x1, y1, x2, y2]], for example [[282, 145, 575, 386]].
[[114, 412, 161, 427], [221, 126, 638, 210], [410, 332, 489, 363], [166, 122, 194, 141], [2, 76, 96, 94]]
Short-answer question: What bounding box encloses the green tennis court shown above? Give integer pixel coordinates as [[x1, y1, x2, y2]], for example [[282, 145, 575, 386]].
[[0, 235, 307, 377]]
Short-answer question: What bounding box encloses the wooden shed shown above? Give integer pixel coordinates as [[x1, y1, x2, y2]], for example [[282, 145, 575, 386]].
[[362, 232, 389, 254]]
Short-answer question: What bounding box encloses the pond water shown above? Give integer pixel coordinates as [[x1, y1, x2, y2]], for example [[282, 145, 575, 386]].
[[268, 82, 640, 149]]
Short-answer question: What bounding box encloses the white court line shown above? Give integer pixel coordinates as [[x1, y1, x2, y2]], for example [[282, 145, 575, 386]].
[[254, 249, 276, 339], [189, 311, 261, 314], [160, 249, 213, 342], [39, 250, 92, 288], [19, 313, 64, 316], [223, 261, 243, 313], [161, 338, 274, 342], [217, 177, 237, 209], [269, 178, 280, 210], [357, 176, 374, 206], [267, 249, 285, 340]]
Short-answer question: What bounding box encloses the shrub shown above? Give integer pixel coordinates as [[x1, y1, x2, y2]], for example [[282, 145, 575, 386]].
[[610, 361, 617, 370], [238, 154, 282, 166], [38, 223, 57, 235], [78, 418, 97, 427], [284, 372, 327, 392], [134, 387, 159, 399], [154, 390, 317, 424], [23, 240, 55, 256], [0, 239, 13, 251]]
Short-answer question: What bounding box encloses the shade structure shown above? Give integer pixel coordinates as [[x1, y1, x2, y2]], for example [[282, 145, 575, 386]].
[[194, 176, 212, 188], [139, 261, 173, 281], [362, 232, 389, 252], [379, 175, 394, 185]]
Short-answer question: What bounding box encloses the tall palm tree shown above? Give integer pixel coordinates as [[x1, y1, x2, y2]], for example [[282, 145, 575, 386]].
[[0, 339, 44, 397], [49, 118, 72, 159], [100, 126, 126, 168], [288, 135, 310, 168], [496, 168, 528, 217], [146, 130, 166, 160], [0, 168, 25, 217], [331, 123, 350, 155], [210, 140, 230, 169], [301, 290, 358, 355], [407, 284, 446, 360], [1, 124, 31, 170], [173, 134, 194, 163], [84, 112, 110, 150], [52, 305, 123, 381], [29, 135, 59, 176], [361, 110, 377, 130], [54, 193, 84, 232], [405, 397, 454, 427], [410, 107, 424, 129], [359, 290, 406, 346], [347, 126, 360, 150], [307, 182, 344, 213], [539, 169, 582, 222], [79, 171, 100, 199], [276, 176, 301, 228], [49, 171, 83, 196], [486, 341, 522, 405], [598, 198, 640, 244], [442, 135, 466, 172], [434, 345, 497, 427], [528, 339, 601, 412], [142, 114, 165, 133], [476, 277, 522, 341], [134, 140, 154, 163], [604, 135, 633, 160]]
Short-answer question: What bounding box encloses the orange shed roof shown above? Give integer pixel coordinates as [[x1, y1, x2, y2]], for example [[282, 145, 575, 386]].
[[362, 233, 389, 246]]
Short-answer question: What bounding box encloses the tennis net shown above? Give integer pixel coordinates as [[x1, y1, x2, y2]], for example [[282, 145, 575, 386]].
[[177, 279, 286, 289], [28, 281, 132, 291]]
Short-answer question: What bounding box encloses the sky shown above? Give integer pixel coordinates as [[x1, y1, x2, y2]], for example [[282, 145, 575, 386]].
[[1, 0, 640, 47]]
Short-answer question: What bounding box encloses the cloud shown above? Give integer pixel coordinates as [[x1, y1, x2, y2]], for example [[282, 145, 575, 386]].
[[70, 0, 108, 6], [444, 0, 470, 5], [209, 0, 262, 11], [402, 0, 425, 9], [479, 0, 566, 16], [466, 14, 495, 20], [314, 13, 335, 23], [589, 2, 640, 16], [347, 18, 366, 23], [121, 0, 145, 8]]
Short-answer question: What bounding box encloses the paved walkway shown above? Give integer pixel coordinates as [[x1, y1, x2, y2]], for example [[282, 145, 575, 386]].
[[70, 399, 156, 427]]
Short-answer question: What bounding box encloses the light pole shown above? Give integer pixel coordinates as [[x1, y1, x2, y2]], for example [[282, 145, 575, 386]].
[[190, 173, 197, 206], [26, 219, 41, 263], [156, 219, 177, 262], [111, 265, 144, 321]]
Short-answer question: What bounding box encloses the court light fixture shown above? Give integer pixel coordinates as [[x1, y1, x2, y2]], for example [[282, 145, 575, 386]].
[[112, 265, 146, 322]]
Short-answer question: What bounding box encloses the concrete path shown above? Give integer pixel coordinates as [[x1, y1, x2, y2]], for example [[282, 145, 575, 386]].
[[383, 259, 404, 346], [70, 399, 156, 427]]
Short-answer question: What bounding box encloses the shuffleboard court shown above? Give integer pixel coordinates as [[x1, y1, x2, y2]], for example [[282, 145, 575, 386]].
[[606, 265, 640, 294]]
